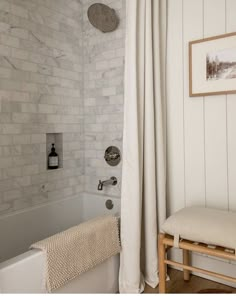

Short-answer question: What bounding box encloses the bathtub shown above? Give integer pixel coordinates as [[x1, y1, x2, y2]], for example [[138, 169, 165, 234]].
[[0, 193, 120, 293]]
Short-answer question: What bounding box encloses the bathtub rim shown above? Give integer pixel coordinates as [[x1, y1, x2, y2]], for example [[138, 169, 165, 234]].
[[0, 192, 121, 220]]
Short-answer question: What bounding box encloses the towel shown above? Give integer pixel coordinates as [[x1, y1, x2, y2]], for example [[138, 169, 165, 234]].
[[31, 215, 121, 292]]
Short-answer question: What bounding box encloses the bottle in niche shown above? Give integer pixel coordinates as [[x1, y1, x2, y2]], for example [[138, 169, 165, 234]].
[[48, 143, 59, 170]]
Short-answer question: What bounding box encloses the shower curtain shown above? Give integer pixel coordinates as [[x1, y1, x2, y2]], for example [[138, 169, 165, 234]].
[[119, 0, 167, 293]]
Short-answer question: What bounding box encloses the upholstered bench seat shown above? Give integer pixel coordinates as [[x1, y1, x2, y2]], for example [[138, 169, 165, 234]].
[[161, 207, 236, 250], [158, 207, 236, 293]]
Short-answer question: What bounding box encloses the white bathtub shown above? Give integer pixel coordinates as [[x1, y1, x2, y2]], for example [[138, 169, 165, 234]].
[[0, 193, 120, 293]]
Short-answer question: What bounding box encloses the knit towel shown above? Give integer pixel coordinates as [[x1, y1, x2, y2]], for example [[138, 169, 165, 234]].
[[31, 215, 121, 292]]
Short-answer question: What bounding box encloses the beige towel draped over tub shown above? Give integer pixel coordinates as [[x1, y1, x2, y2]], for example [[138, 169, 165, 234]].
[[31, 215, 121, 292]]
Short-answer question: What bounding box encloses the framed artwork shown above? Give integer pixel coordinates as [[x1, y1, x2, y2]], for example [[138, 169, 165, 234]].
[[189, 32, 236, 97]]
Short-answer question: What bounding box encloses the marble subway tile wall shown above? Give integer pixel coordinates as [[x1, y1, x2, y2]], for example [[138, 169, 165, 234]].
[[82, 0, 125, 197], [0, 0, 84, 214]]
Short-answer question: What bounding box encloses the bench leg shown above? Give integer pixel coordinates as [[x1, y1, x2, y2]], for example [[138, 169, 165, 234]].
[[183, 249, 190, 281], [158, 233, 166, 293]]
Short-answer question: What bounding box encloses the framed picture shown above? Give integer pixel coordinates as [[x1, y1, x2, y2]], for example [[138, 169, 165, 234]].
[[189, 32, 236, 97]]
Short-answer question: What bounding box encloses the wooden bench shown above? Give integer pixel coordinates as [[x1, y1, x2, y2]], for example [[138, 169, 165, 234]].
[[158, 207, 236, 293]]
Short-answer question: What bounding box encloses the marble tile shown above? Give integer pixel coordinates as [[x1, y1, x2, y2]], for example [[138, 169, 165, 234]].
[[0, 0, 125, 215]]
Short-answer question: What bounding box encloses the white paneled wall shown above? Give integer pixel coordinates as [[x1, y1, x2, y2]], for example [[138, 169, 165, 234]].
[[226, 0, 236, 210], [183, 0, 205, 207], [167, 0, 236, 284], [204, 0, 228, 210], [167, 0, 236, 213], [166, 0, 185, 213]]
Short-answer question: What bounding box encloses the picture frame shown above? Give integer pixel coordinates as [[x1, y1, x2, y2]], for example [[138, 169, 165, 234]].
[[189, 32, 236, 97]]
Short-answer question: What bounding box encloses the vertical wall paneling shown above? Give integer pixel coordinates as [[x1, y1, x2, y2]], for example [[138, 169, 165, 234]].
[[183, 0, 206, 207], [167, 0, 236, 282], [166, 0, 185, 214], [226, 0, 236, 211], [204, 0, 228, 210]]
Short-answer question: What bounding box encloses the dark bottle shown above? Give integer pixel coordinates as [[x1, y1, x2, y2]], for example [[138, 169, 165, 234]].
[[48, 143, 59, 170]]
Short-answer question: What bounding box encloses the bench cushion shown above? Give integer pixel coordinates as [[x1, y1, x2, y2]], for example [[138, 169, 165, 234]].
[[161, 207, 236, 251]]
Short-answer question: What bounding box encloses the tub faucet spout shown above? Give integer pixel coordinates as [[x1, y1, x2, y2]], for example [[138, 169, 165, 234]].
[[97, 176, 117, 191]]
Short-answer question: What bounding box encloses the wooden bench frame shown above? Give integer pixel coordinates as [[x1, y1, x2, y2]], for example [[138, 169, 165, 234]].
[[158, 233, 236, 293]]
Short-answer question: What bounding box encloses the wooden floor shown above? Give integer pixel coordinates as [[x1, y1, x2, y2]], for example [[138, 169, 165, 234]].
[[144, 268, 236, 293]]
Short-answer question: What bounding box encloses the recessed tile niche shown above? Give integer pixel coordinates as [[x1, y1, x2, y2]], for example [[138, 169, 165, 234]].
[[46, 133, 63, 170]]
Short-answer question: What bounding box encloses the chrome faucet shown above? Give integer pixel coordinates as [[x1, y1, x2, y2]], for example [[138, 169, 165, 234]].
[[98, 176, 117, 191]]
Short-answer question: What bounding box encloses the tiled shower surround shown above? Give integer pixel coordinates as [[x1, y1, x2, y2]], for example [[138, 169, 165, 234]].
[[83, 0, 125, 196], [0, 0, 125, 215]]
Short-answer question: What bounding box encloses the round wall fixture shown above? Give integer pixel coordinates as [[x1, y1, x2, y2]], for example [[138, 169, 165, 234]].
[[104, 146, 121, 166], [105, 199, 114, 210], [87, 3, 119, 33]]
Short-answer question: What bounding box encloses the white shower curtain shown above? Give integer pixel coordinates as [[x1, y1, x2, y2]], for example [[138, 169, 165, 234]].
[[119, 0, 167, 293]]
